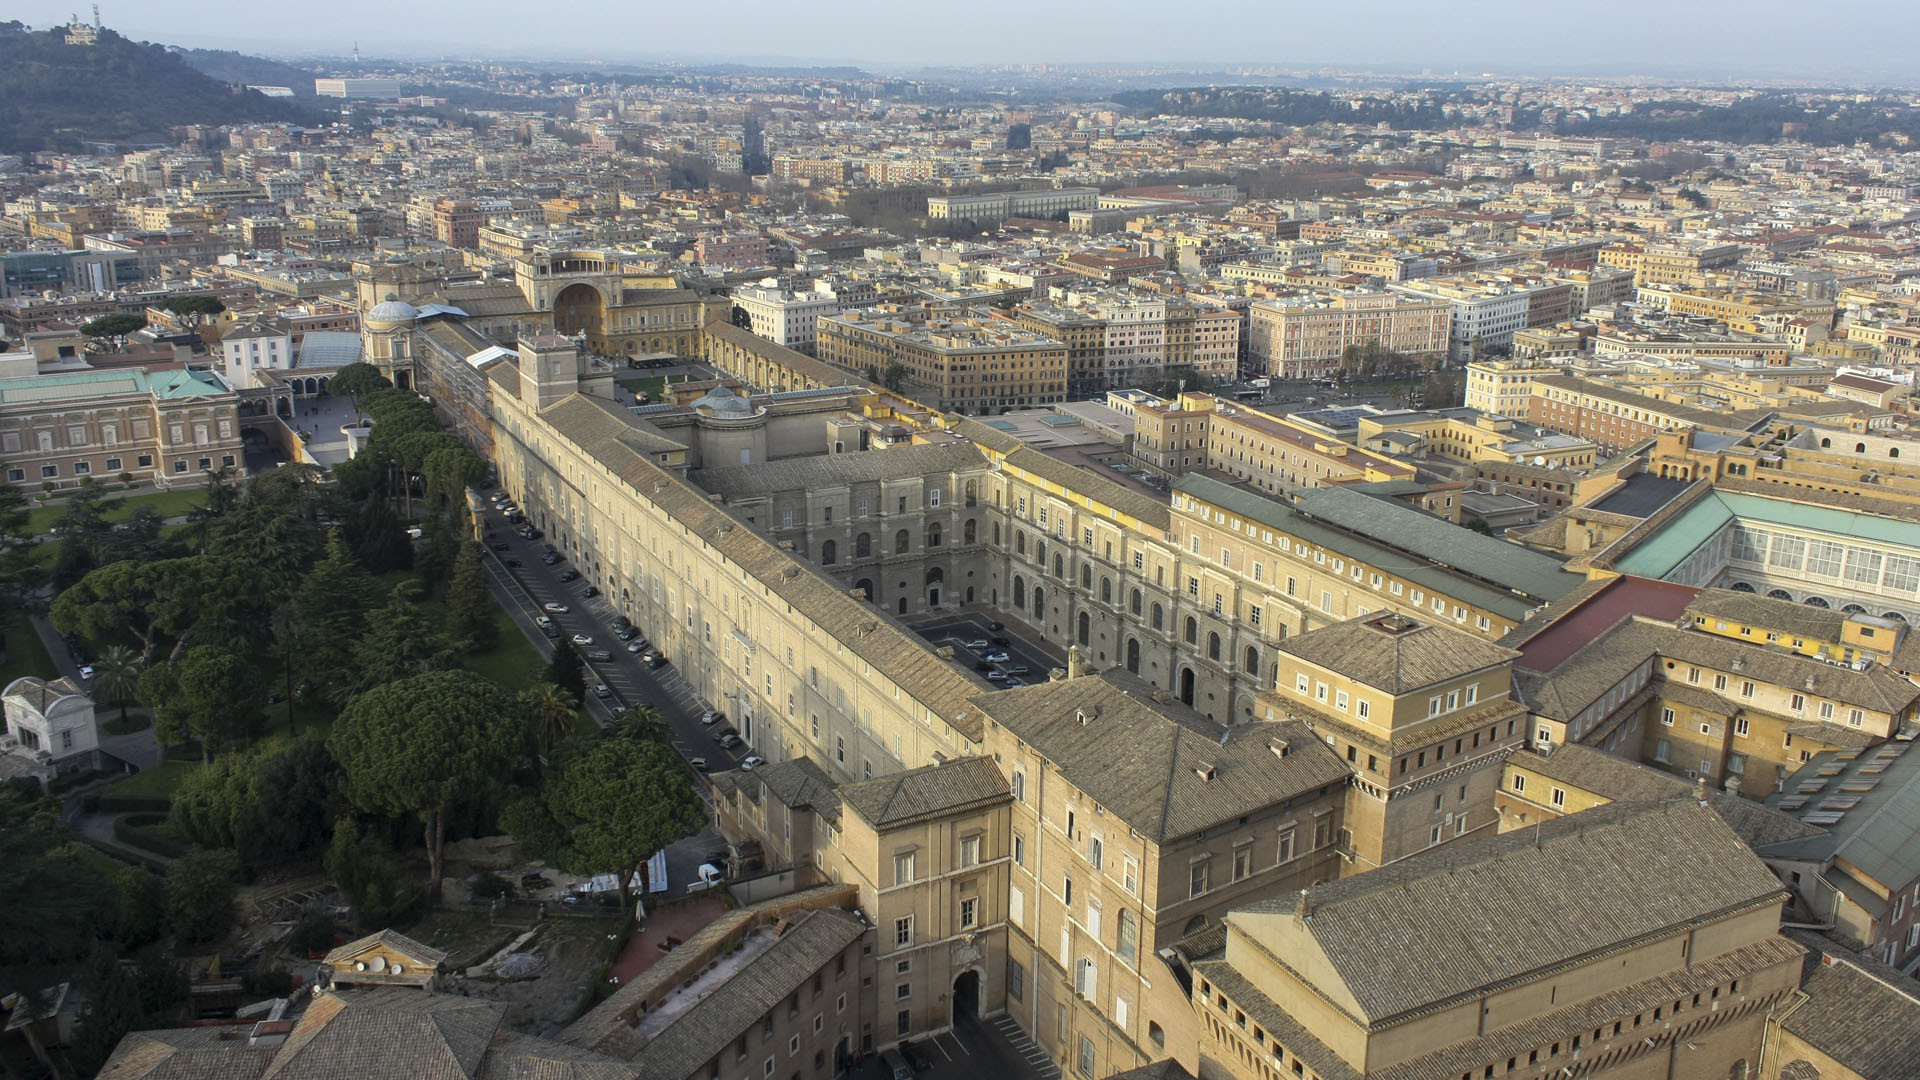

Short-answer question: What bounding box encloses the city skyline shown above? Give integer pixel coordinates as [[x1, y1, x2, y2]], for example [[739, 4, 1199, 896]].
[[10, 0, 1920, 83]]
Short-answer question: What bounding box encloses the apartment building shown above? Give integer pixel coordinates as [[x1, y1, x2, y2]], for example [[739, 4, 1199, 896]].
[[731, 281, 851, 355], [1245, 291, 1450, 379], [1353, 411, 1598, 469], [1598, 240, 1743, 287], [1186, 800, 1802, 1080], [816, 311, 1067, 414], [697, 233, 773, 269], [1464, 356, 1561, 416], [1388, 278, 1534, 363], [431, 198, 482, 249]]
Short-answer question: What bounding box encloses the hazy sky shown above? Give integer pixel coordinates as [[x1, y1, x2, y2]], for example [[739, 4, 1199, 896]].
[[15, 1, 1918, 80]]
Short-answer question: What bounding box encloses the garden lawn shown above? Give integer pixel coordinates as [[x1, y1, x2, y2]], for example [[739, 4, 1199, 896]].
[[103, 759, 199, 799], [464, 605, 550, 694], [25, 487, 207, 536], [0, 621, 57, 686], [614, 375, 668, 401]]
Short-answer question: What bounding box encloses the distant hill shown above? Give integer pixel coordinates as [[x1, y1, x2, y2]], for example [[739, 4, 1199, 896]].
[[0, 23, 316, 153], [173, 47, 321, 95]]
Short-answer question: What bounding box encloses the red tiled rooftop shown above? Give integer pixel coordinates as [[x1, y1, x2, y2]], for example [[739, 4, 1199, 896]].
[[1516, 576, 1700, 673]]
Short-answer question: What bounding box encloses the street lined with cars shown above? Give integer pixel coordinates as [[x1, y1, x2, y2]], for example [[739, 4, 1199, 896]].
[[475, 498, 747, 778]]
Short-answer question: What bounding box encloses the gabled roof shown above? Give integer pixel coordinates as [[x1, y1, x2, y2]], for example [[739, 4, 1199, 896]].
[[835, 756, 1007, 830], [1237, 800, 1786, 1024], [753, 757, 838, 813], [323, 928, 447, 970], [974, 670, 1350, 842], [1777, 933, 1920, 1080], [1274, 612, 1517, 694]]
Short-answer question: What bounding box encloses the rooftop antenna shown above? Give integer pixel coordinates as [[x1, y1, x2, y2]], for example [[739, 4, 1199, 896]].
[[353, 40, 360, 64], [92, 3, 100, 27]]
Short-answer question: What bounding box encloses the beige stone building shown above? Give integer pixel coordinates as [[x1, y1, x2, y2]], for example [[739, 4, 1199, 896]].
[[816, 310, 1068, 415], [1185, 799, 1803, 1080], [1246, 292, 1450, 380]]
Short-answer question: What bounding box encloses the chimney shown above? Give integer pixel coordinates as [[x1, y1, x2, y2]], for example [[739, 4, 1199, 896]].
[[1694, 774, 1709, 804], [1067, 644, 1086, 679], [1297, 888, 1314, 921]]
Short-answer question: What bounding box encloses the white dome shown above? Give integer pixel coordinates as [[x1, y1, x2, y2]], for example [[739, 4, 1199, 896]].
[[364, 297, 420, 329]]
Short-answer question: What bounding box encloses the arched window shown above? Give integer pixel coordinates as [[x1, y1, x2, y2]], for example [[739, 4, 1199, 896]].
[[855, 578, 874, 601], [1033, 586, 1046, 617], [1148, 1023, 1165, 1050], [964, 480, 977, 506], [1856, 443, 1867, 453], [1081, 564, 1093, 589], [993, 522, 1001, 545], [1130, 589, 1142, 616], [1015, 531, 1025, 554], [1126, 638, 1140, 673], [926, 522, 942, 548], [1054, 554, 1064, 578], [1152, 603, 1164, 630], [1893, 448, 1902, 460], [1208, 632, 1221, 661], [1245, 646, 1259, 679], [964, 519, 976, 544], [1100, 578, 1112, 604], [895, 529, 910, 554], [1185, 617, 1198, 645], [856, 533, 871, 558], [1036, 541, 1046, 565], [820, 540, 836, 565], [1820, 438, 1831, 448], [1014, 577, 1026, 608], [1078, 612, 1090, 645]]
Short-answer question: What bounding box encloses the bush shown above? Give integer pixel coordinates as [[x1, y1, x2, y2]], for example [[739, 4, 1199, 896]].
[[326, 817, 424, 931], [114, 814, 190, 859], [470, 871, 512, 900], [48, 768, 106, 794]]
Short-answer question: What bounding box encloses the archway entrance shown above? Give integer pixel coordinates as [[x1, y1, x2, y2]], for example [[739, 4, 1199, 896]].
[[952, 970, 979, 1025], [553, 282, 605, 341], [1179, 667, 1196, 706]]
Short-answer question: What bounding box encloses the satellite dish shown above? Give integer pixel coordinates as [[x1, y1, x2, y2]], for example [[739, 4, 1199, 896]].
[[370, 957, 386, 973], [355, 962, 367, 971], [390, 964, 404, 975]]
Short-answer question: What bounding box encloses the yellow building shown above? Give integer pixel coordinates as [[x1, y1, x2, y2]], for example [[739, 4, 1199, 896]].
[[817, 310, 1067, 415]]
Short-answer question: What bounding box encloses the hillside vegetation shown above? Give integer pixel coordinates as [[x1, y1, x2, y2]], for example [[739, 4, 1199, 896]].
[[0, 22, 313, 152]]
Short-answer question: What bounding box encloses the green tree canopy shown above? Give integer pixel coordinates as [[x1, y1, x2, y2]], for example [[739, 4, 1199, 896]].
[[351, 581, 456, 693], [543, 636, 586, 701], [330, 670, 528, 899], [165, 848, 240, 946], [445, 540, 496, 650], [81, 312, 146, 342], [532, 737, 704, 906], [0, 786, 114, 998], [141, 643, 264, 759]]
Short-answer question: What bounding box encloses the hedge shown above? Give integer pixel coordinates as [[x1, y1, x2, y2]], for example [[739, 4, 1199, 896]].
[[113, 813, 191, 859], [82, 794, 172, 814]]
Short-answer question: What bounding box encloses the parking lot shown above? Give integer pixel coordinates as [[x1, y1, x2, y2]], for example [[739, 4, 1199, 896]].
[[915, 612, 1061, 691]]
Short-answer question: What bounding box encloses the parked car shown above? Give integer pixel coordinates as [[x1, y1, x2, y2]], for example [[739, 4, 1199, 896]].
[[699, 708, 721, 726], [488, 542, 511, 551], [540, 624, 558, 639], [717, 734, 744, 750], [504, 558, 522, 567], [615, 626, 638, 641], [1003, 677, 1024, 688], [688, 757, 710, 772], [990, 636, 1011, 647], [626, 639, 647, 654], [1007, 663, 1031, 675], [543, 602, 570, 614], [646, 652, 667, 669], [592, 684, 612, 699], [571, 633, 594, 646], [542, 553, 563, 565], [559, 569, 580, 582], [987, 621, 1005, 632], [586, 650, 612, 662], [581, 585, 599, 597], [534, 615, 552, 628], [982, 650, 1010, 663], [961, 638, 989, 650], [740, 754, 766, 770], [985, 670, 1006, 682]]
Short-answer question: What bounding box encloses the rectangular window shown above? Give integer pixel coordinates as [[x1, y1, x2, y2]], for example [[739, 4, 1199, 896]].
[[1232, 846, 1251, 881], [1189, 861, 1208, 898], [1276, 830, 1295, 863], [894, 917, 912, 946], [1734, 717, 1750, 737], [1013, 834, 1025, 867], [959, 836, 980, 868], [959, 898, 977, 929], [1550, 788, 1566, 807], [1117, 909, 1138, 965], [1088, 836, 1103, 870], [1007, 958, 1025, 1002], [1012, 770, 1025, 801], [1661, 708, 1675, 726], [1077, 1035, 1095, 1077], [1122, 856, 1138, 895]]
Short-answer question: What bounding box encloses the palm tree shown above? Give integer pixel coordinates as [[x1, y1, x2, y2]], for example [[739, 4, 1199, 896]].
[[611, 704, 670, 744], [524, 682, 580, 754], [91, 644, 143, 726]]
